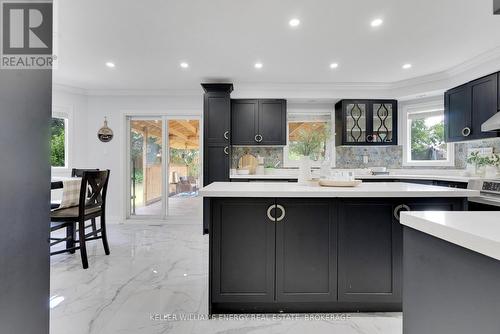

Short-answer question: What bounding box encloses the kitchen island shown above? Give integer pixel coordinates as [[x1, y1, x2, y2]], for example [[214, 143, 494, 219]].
[[400, 211, 500, 334], [200, 182, 479, 314]]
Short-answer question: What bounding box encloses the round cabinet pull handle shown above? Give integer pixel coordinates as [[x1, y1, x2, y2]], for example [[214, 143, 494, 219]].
[[224, 131, 229, 140], [223, 146, 229, 155], [462, 127, 471, 137], [267, 205, 276, 221], [276, 204, 285, 222], [393, 204, 410, 221], [254, 134, 263, 143]]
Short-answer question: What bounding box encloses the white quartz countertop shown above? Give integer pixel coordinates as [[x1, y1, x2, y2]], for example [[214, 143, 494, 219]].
[[200, 182, 480, 198], [230, 173, 476, 183], [400, 211, 500, 261]]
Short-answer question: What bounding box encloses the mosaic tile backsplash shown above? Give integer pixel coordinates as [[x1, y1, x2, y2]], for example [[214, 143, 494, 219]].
[[232, 137, 500, 170], [231, 147, 284, 168]]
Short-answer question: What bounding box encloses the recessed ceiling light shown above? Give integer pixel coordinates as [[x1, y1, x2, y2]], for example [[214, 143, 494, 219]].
[[180, 62, 189, 69], [105, 62, 115, 68], [254, 62, 263, 69], [370, 18, 383, 27], [402, 63, 412, 69], [330, 63, 339, 69], [289, 18, 300, 27]]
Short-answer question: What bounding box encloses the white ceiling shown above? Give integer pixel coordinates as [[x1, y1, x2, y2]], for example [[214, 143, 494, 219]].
[[53, 0, 500, 91]]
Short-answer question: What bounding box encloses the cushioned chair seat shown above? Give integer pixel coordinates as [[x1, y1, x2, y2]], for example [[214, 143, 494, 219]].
[[51, 205, 101, 219]]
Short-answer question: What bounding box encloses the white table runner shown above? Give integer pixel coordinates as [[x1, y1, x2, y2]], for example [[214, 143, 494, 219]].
[[57, 178, 82, 209]]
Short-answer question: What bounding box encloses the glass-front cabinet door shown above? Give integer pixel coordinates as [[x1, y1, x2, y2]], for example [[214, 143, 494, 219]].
[[344, 102, 368, 144], [372, 102, 394, 143], [336, 99, 398, 146]]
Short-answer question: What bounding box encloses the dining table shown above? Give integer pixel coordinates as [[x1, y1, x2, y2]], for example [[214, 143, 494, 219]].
[[51, 177, 79, 189]]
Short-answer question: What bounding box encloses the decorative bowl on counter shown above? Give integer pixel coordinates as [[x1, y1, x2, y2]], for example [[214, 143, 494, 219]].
[[319, 179, 362, 187]]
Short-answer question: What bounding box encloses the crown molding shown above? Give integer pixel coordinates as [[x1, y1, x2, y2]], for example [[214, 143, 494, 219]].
[[84, 88, 202, 97], [52, 83, 87, 95]]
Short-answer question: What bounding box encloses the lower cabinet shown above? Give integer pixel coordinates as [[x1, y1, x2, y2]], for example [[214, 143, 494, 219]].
[[338, 200, 402, 303], [211, 198, 336, 304], [275, 199, 337, 302], [211, 198, 275, 303]]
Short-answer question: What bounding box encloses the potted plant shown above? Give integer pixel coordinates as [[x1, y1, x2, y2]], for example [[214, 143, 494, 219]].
[[484, 153, 500, 178], [467, 151, 487, 176], [467, 151, 500, 177]]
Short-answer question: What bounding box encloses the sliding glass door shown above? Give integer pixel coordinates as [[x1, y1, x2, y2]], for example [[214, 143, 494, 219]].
[[167, 119, 200, 216], [127, 116, 200, 219], [129, 118, 164, 217]]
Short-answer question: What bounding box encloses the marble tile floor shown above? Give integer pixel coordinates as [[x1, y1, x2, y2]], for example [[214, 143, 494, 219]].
[[50, 219, 402, 334]]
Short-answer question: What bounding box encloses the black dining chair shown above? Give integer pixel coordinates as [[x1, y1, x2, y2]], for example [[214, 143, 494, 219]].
[[50, 170, 111, 269], [71, 168, 99, 232]]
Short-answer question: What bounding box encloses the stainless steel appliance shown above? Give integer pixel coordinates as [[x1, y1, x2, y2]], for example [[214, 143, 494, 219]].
[[467, 179, 500, 209]]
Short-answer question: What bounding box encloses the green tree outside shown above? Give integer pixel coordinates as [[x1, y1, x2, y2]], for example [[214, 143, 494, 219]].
[[410, 119, 446, 160], [51, 118, 65, 167]]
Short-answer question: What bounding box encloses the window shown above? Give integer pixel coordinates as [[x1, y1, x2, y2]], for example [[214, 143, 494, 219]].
[[284, 113, 332, 167], [51, 116, 68, 168], [403, 103, 454, 166]]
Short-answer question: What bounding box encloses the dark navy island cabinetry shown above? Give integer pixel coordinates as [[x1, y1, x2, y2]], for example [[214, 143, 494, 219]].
[[207, 192, 467, 314]]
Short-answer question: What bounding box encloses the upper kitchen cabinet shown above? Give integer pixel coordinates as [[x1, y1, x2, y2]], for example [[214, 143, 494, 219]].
[[231, 99, 287, 146], [202, 83, 233, 144], [231, 99, 258, 145], [335, 99, 398, 146], [444, 72, 499, 142]]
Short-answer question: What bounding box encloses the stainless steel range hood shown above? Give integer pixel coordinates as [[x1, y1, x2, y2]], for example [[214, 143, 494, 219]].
[[481, 112, 500, 132]]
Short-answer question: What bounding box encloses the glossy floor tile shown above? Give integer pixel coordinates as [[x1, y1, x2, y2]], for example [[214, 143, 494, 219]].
[[50, 214, 402, 334]]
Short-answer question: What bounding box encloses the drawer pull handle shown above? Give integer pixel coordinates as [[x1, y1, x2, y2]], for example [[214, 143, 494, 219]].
[[223, 146, 229, 155], [462, 127, 471, 137], [224, 131, 229, 140], [267, 205, 275, 221], [255, 134, 263, 143], [393, 204, 410, 221], [276, 204, 285, 222]]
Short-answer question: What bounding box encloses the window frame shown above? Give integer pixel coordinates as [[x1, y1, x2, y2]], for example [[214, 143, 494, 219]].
[[51, 105, 73, 172], [283, 113, 334, 168], [402, 101, 454, 167]]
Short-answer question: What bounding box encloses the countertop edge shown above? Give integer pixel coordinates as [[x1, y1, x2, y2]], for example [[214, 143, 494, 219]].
[[229, 174, 476, 183], [400, 212, 500, 261]]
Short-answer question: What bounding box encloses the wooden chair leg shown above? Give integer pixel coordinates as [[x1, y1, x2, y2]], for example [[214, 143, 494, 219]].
[[78, 220, 89, 269], [66, 223, 76, 254], [100, 215, 110, 255]]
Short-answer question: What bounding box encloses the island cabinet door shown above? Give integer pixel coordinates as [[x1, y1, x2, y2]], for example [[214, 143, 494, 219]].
[[211, 198, 276, 303], [337, 200, 402, 303], [275, 199, 337, 302]]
